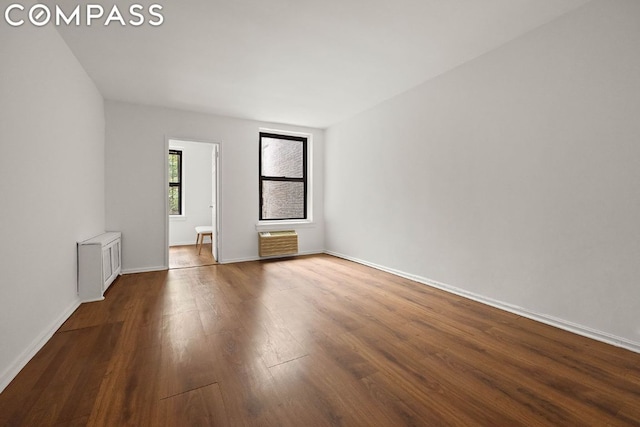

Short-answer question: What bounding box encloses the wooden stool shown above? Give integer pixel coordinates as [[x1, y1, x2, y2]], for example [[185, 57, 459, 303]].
[[195, 226, 213, 255]]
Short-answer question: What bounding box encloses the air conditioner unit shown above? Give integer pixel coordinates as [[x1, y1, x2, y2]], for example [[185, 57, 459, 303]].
[[258, 230, 298, 257]]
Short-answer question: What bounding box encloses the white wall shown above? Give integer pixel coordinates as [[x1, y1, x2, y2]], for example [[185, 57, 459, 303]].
[[169, 140, 214, 246], [325, 0, 640, 348], [105, 101, 324, 270], [0, 25, 105, 390]]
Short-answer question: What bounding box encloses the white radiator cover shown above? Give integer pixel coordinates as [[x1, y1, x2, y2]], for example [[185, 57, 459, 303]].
[[78, 232, 122, 302]]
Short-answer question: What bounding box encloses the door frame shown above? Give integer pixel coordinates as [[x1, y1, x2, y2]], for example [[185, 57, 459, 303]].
[[164, 137, 222, 267]]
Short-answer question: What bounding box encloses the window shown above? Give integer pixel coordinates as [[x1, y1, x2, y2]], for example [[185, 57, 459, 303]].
[[259, 132, 308, 220], [168, 149, 182, 215]]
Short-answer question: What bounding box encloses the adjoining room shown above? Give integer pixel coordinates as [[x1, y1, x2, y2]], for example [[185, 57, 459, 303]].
[[167, 139, 220, 269]]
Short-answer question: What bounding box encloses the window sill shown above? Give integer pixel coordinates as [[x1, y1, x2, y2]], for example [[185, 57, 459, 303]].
[[255, 220, 315, 232], [170, 215, 187, 221]]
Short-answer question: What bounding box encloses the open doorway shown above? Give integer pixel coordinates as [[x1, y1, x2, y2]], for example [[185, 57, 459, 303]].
[[166, 138, 220, 269]]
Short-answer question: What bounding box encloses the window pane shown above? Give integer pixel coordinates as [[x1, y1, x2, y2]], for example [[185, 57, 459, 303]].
[[262, 181, 304, 219], [261, 138, 303, 178], [169, 153, 180, 183], [169, 186, 180, 215]]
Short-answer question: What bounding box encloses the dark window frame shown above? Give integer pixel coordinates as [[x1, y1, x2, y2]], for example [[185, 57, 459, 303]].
[[259, 132, 308, 221], [169, 149, 183, 216]]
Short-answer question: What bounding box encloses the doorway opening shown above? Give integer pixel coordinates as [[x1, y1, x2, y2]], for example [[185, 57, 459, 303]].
[[166, 138, 220, 269]]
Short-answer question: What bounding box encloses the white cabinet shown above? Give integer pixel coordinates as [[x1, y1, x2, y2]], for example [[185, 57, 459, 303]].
[[78, 232, 121, 302]]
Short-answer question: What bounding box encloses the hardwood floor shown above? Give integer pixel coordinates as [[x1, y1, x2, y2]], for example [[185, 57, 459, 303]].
[[1, 254, 639, 426], [169, 244, 216, 269]]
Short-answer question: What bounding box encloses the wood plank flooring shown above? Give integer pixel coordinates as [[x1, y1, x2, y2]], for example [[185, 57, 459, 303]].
[[1, 254, 639, 426], [169, 244, 216, 269]]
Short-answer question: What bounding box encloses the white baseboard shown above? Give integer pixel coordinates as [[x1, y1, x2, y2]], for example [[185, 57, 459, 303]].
[[121, 265, 168, 274], [219, 250, 324, 265], [0, 298, 81, 393], [169, 241, 199, 247], [325, 250, 640, 354]]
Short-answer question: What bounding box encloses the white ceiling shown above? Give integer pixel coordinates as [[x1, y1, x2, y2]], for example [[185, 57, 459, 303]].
[[56, 0, 591, 129]]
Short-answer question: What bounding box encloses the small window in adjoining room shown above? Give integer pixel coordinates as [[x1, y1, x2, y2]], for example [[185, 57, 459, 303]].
[[259, 132, 308, 220], [168, 149, 183, 215]]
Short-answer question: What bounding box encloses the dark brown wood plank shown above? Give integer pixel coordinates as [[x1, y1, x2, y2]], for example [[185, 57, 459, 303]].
[[152, 383, 228, 426], [206, 329, 290, 426], [1, 323, 122, 426], [1, 254, 639, 426], [85, 344, 162, 426]]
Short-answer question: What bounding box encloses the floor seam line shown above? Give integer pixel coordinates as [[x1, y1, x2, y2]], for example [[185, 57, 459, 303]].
[[159, 382, 220, 400]]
